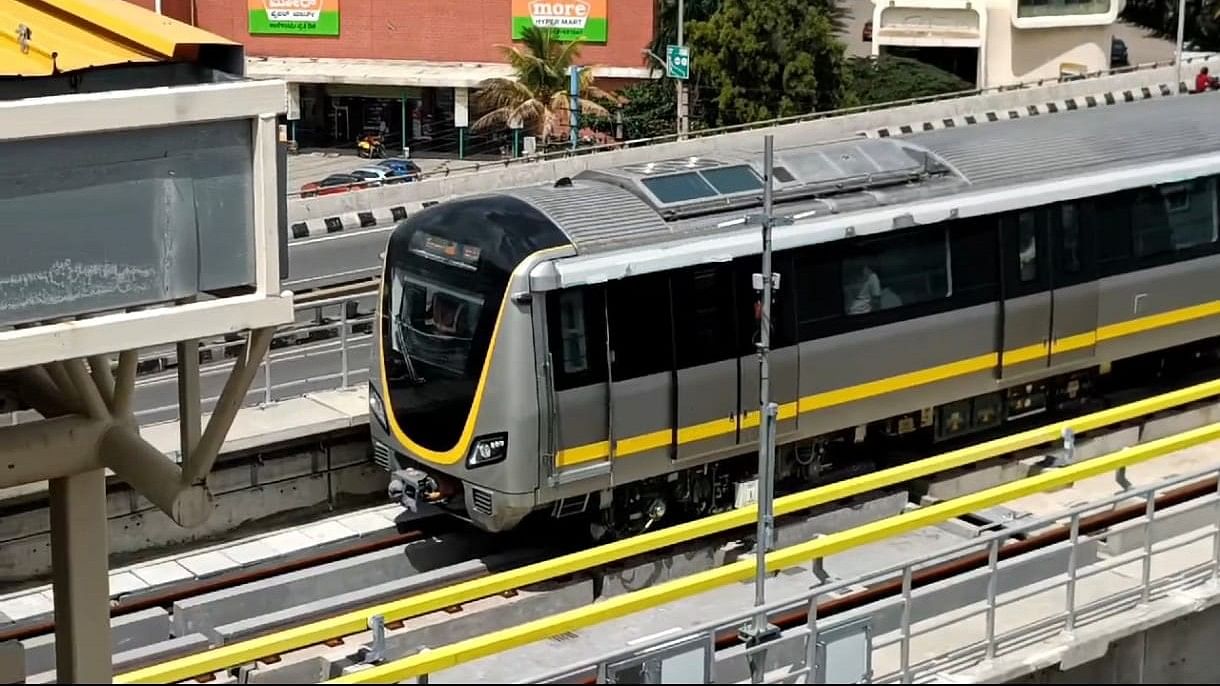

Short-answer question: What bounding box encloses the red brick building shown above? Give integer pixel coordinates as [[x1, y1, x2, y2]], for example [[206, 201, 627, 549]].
[[127, 0, 656, 156]]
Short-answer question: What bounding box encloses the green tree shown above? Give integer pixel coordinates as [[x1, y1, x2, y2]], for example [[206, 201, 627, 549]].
[[846, 55, 973, 106], [1121, 0, 1220, 51], [687, 0, 851, 126], [471, 25, 616, 142], [649, 0, 721, 65]]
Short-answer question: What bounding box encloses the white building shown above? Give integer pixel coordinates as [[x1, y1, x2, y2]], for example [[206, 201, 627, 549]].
[[870, 0, 1123, 88]]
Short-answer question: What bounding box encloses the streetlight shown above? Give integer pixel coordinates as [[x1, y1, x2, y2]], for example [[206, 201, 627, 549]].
[[1175, 0, 1188, 87]]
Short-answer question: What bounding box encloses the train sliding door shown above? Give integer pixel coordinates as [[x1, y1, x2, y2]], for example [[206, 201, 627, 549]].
[[672, 263, 740, 461], [999, 208, 1053, 380], [736, 253, 799, 445], [607, 273, 676, 475], [545, 286, 612, 482], [1047, 202, 1099, 367]]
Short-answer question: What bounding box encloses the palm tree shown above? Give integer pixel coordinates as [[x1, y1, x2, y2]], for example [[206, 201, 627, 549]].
[[472, 25, 616, 142]]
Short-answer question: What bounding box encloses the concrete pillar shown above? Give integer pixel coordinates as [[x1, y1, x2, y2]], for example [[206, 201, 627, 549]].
[[48, 468, 111, 683]]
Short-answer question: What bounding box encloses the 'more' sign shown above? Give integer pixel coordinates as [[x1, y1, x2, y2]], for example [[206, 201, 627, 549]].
[[512, 0, 607, 43], [249, 0, 341, 36]]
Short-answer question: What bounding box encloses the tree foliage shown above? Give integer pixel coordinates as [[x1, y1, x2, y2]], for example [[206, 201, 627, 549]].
[[846, 55, 974, 106], [1121, 0, 1220, 51], [687, 0, 851, 125], [615, 78, 681, 139], [471, 25, 616, 141], [649, 0, 722, 66]]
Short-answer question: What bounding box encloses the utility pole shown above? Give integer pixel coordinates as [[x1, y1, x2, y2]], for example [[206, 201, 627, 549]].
[[739, 135, 788, 683], [675, 0, 689, 139], [1175, 0, 1188, 88]]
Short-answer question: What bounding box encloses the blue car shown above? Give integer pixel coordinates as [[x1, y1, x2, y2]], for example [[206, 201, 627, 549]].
[[376, 158, 422, 181]]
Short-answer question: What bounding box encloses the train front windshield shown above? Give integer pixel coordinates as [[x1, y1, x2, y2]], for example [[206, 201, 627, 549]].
[[383, 229, 503, 452]]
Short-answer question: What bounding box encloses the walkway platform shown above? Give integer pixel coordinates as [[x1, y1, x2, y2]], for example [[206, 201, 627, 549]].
[[0, 384, 376, 623]]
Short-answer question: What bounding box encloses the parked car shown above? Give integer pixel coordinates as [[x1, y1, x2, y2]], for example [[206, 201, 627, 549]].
[[299, 173, 369, 198], [376, 157, 423, 181], [351, 166, 411, 185]]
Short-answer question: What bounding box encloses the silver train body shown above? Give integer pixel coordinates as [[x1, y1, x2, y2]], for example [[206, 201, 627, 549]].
[[369, 92, 1220, 533]]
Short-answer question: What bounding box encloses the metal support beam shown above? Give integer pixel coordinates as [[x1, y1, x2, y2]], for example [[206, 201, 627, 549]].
[[181, 327, 274, 486], [112, 350, 137, 421], [100, 425, 210, 527], [49, 468, 111, 683], [3, 367, 74, 418], [177, 339, 201, 464], [65, 358, 109, 421], [88, 354, 116, 411], [0, 416, 107, 488]]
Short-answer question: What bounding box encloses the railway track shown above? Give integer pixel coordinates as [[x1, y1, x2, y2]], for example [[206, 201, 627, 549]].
[[103, 369, 1220, 684], [9, 347, 1220, 682]]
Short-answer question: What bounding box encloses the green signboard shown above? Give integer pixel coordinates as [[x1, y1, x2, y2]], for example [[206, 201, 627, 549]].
[[666, 44, 690, 79], [248, 0, 340, 36], [512, 0, 607, 43]]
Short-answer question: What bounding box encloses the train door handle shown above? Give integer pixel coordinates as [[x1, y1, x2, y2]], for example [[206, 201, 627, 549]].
[[1134, 293, 1148, 315]]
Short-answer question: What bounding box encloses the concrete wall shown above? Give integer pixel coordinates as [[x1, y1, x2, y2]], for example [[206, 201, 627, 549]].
[[0, 432, 383, 584], [1008, 601, 1220, 683]]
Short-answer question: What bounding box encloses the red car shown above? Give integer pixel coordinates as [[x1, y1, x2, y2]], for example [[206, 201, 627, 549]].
[[299, 173, 370, 198]]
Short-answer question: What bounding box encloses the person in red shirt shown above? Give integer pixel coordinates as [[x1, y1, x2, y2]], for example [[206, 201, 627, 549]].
[[1196, 66, 1216, 93]]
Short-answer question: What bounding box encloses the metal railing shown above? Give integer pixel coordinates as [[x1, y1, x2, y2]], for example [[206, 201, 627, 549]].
[[525, 463, 1220, 684], [3, 289, 378, 428], [285, 54, 1217, 200]]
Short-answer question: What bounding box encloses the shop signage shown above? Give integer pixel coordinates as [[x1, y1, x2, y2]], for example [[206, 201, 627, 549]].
[[512, 0, 607, 43], [248, 0, 340, 36]]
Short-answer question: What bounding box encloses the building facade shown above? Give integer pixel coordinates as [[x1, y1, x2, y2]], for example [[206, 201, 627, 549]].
[[869, 0, 1122, 88], [126, 0, 656, 157]]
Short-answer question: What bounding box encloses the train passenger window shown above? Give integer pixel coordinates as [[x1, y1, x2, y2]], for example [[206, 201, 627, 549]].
[[558, 291, 589, 374], [547, 287, 607, 391], [734, 253, 797, 355], [841, 227, 949, 316], [1157, 178, 1217, 251], [1017, 212, 1038, 282], [794, 245, 842, 340], [1093, 192, 1132, 268], [949, 218, 998, 304], [672, 264, 736, 368], [1058, 204, 1082, 274], [608, 273, 674, 380]]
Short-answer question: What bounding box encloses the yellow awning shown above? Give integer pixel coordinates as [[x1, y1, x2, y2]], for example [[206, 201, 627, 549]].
[[0, 0, 239, 77]]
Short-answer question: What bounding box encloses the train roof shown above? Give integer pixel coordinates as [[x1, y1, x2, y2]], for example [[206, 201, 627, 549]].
[[437, 91, 1220, 290]]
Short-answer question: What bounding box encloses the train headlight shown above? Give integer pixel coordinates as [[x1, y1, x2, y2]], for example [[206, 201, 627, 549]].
[[368, 382, 388, 430], [467, 433, 508, 468]]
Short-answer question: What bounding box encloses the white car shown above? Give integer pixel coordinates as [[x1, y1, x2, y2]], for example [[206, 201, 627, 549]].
[[350, 166, 411, 185]]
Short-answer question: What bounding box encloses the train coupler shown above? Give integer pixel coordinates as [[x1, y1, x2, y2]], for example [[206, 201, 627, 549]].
[[388, 467, 437, 512]]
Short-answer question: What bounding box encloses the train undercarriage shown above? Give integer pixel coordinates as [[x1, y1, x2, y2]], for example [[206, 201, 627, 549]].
[[563, 337, 1220, 541]]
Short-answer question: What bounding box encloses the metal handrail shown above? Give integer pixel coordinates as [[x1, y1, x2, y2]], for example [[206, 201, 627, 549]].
[[524, 462, 1220, 684], [3, 288, 378, 427]]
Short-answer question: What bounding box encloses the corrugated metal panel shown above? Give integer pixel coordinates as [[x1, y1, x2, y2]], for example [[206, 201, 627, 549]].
[[516, 93, 1220, 258], [513, 181, 671, 254], [0, 0, 237, 77], [907, 92, 1220, 188]]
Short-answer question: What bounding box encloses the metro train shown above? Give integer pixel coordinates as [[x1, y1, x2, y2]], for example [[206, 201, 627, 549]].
[[368, 91, 1220, 536]]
